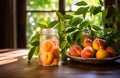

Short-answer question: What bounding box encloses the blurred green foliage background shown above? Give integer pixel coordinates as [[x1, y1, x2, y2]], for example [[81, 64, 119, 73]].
[[26, 0, 103, 48]]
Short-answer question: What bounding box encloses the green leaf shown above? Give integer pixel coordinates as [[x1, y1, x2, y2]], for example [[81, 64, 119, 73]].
[[65, 27, 76, 33], [99, 0, 103, 6], [60, 20, 66, 31], [117, 14, 120, 22], [29, 34, 39, 46], [54, 20, 66, 34], [56, 11, 63, 20], [34, 46, 39, 55], [105, 17, 113, 26], [72, 30, 80, 41], [93, 6, 101, 15], [30, 40, 39, 46], [60, 36, 67, 49], [102, 8, 108, 22], [75, 1, 87, 6], [61, 41, 67, 50], [103, 28, 114, 40], [54, 22, 61, 33], [80, 21, 89, 27], [63, 14, 73, 19], [38, 21, 48, 28], [71, 17, 83, 26], [112, 31, 120, 39], [92, 25, 102, 31], [89, 6, 94, 15], [28, 46, 36, 61], [29, 34, 39, 43], [66, 35, 72, 44], [48, 21, 59, 28], [75, 7, 89, 15]]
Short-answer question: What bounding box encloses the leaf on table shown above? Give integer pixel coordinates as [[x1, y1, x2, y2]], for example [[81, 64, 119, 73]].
[[28, 46, 36, 61], [34, 46, 39, 55]]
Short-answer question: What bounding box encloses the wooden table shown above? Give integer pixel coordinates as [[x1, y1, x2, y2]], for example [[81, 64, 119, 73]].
[[0, 49, 120, 78]]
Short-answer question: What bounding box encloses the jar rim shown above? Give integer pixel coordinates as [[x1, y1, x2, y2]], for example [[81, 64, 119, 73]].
[[41, 28, 58, 35]]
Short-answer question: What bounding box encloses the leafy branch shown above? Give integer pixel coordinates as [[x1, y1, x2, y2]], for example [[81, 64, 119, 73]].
[[28, 0, 120, 62]]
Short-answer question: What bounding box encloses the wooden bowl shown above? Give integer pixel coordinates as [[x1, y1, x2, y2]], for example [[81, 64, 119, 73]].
[[66, 52, 120, 64]]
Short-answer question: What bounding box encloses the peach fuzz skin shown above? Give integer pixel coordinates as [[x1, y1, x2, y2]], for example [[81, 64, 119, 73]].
[[69, 45, 82, 57], [92, 38, 105, 50], [96, 49, 109, 58], [106, 47, 116, 57], [81, 46, 95, 58], [83, 39, 93, 47]]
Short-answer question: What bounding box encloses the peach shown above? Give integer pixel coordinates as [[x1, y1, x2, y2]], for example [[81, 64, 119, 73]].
[[50, 46, 60, 58], [41, 40, 54, 52], [69, 45, 82, 56], [40, 52, 54, 65], [50, 38, 59, 46], [81, 46, 95, 58], [82, 34, 92, 40], [92, 38, 105, 50], [51, 58, 59, 65], [106, 47, 116, 57], [96, 49, 109, 58], [83, 39, 93, 47]]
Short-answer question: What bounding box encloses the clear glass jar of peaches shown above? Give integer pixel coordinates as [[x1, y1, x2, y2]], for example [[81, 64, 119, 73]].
[[39, 28, 60, 66]]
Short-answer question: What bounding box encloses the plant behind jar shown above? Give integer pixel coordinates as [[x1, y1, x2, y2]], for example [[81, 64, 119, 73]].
[[28, 0, 120, 63]]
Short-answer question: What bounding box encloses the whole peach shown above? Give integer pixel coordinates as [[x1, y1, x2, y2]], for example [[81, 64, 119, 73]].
[[96, 49, 109, 58], [83, 39, 93, 47], [92, 38, 105, 50], [106, 47, 116, 57], [81, 46, 95, 58], [69, 45, 82, 56]]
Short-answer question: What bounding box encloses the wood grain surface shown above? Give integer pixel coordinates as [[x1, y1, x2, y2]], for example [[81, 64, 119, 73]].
[[0, 49, 120, 78]]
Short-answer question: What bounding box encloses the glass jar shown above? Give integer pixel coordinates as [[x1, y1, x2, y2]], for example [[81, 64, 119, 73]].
[[39, 28, 59, 66]]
